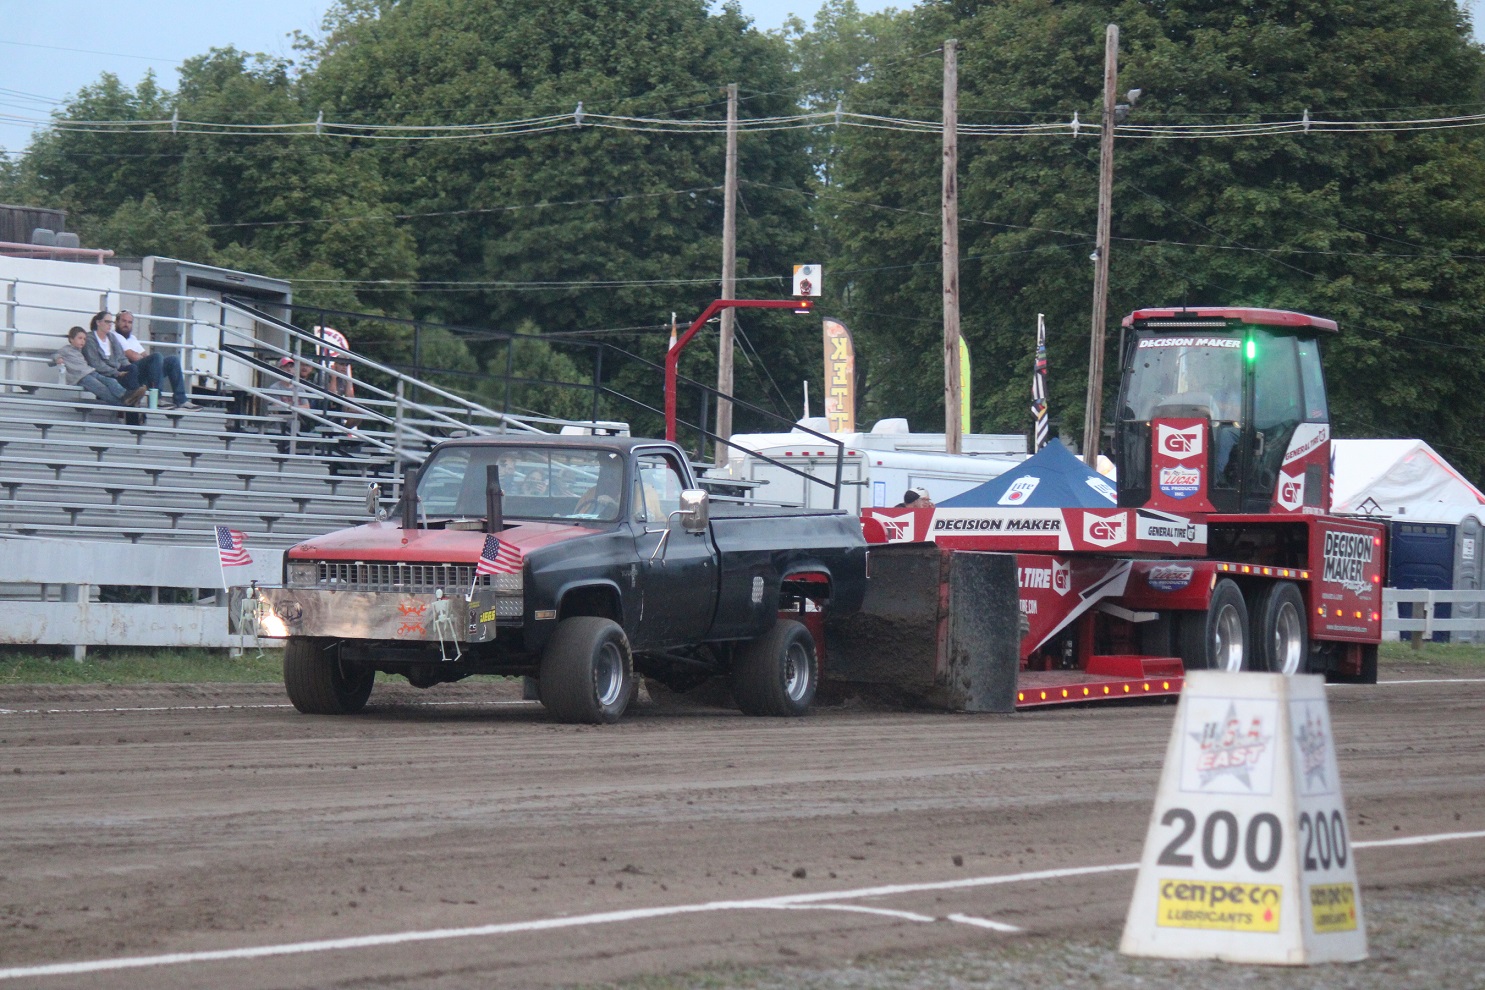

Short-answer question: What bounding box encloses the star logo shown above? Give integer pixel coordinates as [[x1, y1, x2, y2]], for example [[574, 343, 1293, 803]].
[[1295, 707, 1329, 790], [1189, 703, 1271, 789]]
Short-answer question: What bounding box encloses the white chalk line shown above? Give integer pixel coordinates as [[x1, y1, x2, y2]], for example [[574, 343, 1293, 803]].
[[0, 700, 535, 716], [5, 829, 1482, 982], [947, 913, 1023, 933], [1358, 677, 1485, 686]]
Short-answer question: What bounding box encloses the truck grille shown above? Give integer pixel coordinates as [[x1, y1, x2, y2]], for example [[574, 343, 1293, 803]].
[[315, 561, 491, 593]]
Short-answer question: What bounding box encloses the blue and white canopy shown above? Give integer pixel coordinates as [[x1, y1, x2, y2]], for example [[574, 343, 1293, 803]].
[[937, 439, 1119, 509]]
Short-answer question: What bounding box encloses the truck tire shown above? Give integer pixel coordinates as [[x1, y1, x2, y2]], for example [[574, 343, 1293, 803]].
[[1179, 579, 1249, 672], [538, 617, 633, 724], [1250, 581, 1309, 674], [283, 637, 374, 714], [731, 619, 817, 717]]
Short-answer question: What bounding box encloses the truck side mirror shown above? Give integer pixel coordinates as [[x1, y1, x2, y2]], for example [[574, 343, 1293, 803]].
[[366, 482, 382, 517], [679, 489, 709, 534]]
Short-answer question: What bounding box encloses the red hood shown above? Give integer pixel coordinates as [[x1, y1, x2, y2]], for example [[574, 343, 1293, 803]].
[[287, 519, 599, 562]]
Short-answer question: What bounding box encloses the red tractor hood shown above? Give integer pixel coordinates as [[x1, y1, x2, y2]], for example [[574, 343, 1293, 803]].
[[287, 520, 598, 563]]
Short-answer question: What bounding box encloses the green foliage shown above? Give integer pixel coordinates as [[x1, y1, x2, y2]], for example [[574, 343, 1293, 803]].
[[8, 0, 1485, 482], [0, 647, 282, 684], [826, 0, 1485, 478]]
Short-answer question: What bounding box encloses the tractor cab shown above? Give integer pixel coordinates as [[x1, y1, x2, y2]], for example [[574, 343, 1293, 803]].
[[1113, 308, 1336, 515]]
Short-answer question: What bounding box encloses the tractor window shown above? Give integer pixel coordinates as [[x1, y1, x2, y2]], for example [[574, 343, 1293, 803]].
[[1122, 334, 1243, 422], [1297, 336, 1329, 422], [1252, 334, 1303, 432], [1249, 333, 1304, 502]]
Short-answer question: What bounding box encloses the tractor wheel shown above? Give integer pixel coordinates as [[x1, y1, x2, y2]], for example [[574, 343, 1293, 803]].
[[283, 637, 374, 714], [1251, 582, 1309, 674], [731, 619, 817, 717], [538, 617, 633, 724], [1179, 579, 1249, 672]]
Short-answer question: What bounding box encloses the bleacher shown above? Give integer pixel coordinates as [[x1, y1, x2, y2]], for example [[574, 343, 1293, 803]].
[[0, 258, 557, 655]]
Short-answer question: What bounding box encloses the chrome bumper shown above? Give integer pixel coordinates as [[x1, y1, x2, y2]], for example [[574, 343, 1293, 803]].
[[249, 587, 504, 644]]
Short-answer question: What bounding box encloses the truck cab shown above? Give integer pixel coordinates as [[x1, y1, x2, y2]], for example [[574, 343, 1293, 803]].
[[1114, 308, 1335, 515]]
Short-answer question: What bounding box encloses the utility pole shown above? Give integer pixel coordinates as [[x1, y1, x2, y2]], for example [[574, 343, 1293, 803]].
[[1081, 24, 1118, 467], [715, 82, 739, 462], [942, 39, 962, 455]]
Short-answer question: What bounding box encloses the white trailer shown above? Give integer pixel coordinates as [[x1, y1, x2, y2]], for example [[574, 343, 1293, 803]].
[[708, 418, 1028, 511]]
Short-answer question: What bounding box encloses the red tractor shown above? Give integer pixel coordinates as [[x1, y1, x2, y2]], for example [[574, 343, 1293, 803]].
[[849, 308, 1384, 710]]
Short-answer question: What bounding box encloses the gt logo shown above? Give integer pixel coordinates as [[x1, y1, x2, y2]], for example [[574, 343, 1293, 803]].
[[1052, 559, 1071, 595], [881, 518, 912, 541], [1276, 471, 1305, 512], [1158, 424, 1205, 461], [1083, 512, 1128, 548]]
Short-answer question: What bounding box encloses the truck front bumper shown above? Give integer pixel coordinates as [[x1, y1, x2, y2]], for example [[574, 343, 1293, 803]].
[[253, 587, 504, 644]]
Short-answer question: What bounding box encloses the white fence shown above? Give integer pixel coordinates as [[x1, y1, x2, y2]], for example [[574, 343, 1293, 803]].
[[1382, 587, 1485, 643]]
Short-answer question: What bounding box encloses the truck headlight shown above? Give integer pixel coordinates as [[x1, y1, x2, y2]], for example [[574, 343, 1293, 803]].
[[286, 561, 319, 588]]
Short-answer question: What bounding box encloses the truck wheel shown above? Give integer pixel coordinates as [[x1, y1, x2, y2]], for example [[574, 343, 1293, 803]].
[[731, 619, 817, 717], [538, 617, 632, 724], [1251, 582, 1309, 674], [1179, 579, 1249, 672], [283, 637, 374, 714]]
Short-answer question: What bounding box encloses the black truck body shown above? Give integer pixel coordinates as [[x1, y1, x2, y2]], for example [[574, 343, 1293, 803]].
[[255, 436, 867, 721]]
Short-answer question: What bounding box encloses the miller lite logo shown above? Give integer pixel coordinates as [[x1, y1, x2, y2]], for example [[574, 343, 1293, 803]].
[[1082, 512, 1128, 548], [1276, 470, 1305, 512], [999, 476, 1041, 505], [1157, 423, 1204, 461]]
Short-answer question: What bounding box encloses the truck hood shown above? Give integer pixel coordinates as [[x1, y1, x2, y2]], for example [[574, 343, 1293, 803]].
[[287, 519, 600, 563]]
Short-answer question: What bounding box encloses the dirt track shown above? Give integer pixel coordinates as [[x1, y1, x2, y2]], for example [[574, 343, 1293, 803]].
[[0, 670, 1482, 989]]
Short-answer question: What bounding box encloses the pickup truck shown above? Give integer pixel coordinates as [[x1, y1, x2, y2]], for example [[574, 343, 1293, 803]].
[[254, 436, 868, 723]]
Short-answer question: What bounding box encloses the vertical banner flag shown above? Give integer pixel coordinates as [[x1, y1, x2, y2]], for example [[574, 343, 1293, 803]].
[[959, 337, 972, 433], [476, 533, 524, 576], [822, 318, 857, 433], [1032, 313, 1050, 451], [215, 526, 252, 567]]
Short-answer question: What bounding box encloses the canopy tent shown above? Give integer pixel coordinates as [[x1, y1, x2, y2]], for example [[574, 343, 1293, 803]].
[[1331, 439, 1485, 524], [938, 438, 1119, 509]]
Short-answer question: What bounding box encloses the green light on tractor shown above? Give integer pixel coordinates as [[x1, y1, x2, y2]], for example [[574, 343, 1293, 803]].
[[1245, 337, 1257, 362]]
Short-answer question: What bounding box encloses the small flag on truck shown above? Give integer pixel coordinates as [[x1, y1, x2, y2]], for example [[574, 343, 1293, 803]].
[[215, 526, 252, 567], [476, 533, 523, 576]]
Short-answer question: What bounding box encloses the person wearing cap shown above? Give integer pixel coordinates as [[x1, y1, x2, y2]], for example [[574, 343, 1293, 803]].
[[895, 486, 934, 508]]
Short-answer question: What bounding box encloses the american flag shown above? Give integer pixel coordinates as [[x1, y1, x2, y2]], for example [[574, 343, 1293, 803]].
[[475, 533, 523, 576], [1031, 313, 1049, 452], [215, 526, 252, 567]]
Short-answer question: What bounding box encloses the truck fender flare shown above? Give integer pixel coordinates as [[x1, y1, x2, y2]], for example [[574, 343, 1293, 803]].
[[554, 579, 625, 623], [781, 565, 833, 603]]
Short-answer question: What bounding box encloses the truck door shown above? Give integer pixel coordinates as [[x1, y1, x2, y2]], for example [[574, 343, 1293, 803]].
[[630, 449, 719, 649]]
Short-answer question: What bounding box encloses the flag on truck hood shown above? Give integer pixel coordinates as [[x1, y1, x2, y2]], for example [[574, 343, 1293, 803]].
[[937, 438, 1118, 508], [475, 533, 523, 576], [215, 526, 252, 567]]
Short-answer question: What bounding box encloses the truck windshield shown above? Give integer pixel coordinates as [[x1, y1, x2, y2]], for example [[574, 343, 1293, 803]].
[[1122, 333, 1243, 423], [417, 446, 625, 522]]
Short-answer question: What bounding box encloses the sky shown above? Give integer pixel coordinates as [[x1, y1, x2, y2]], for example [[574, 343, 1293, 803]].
[[0, 0, 892, 156], [1, 0, 1482, 156]]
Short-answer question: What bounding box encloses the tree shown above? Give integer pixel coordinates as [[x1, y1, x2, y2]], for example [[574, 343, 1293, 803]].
[[301, 0, 821, 436], [823, 0, 1485, 478]]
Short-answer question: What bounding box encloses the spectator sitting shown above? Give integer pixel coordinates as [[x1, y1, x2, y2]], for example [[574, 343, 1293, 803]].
[[114, 310, 201, 410], [895, 487, 934, 508], [54, 326, 145, 406], [265, 357, 317, 417]]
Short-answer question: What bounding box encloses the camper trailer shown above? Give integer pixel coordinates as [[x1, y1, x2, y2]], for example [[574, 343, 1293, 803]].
[[707, 418, 1029, 512]]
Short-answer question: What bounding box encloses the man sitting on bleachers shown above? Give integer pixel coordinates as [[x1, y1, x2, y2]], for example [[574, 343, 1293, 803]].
[[114, 310, 201, 411], [53, 326, 146, 407]]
